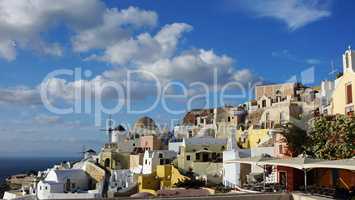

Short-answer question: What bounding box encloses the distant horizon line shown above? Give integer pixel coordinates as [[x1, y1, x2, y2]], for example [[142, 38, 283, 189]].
[[0, 155, 81, 159]]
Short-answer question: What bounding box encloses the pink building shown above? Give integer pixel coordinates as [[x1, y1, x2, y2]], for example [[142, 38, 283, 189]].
[[139, 135, 161, 151]]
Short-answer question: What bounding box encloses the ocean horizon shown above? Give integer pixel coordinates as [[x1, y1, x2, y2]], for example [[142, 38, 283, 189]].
[[0, 157, 80, 183]]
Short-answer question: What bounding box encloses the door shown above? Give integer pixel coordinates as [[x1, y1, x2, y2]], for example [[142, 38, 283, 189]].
[[202, 152, 209, 162], [104, 158, 111, 168], [279, 171, 287, 190]]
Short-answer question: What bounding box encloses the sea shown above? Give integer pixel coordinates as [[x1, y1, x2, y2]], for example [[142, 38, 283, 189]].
[[0, 157, 80, 183]]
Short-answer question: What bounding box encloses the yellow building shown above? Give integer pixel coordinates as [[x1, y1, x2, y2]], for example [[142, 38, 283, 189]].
[[129, 153, 144, 169], [236, 127, 270, 148], [331, 48, 355, 115], [156, 165, 188, 188], [137, 165, 188, 196]]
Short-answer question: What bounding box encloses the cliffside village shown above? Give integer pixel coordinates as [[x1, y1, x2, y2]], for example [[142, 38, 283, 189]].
[[2, 48, 355, 200]]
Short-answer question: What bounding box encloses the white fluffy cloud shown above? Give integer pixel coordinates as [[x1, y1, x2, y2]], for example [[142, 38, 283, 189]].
[[140, 49, 234, 84], [86, 20, 259, 88], [237, 0, 331, 30], [0, 1, 261, 107], [0, 0, 106, 60], [87, 23, 192, 65], [0, 0, 157, 60], [72, 6, 158, 52], [0, 86, 42, 105]]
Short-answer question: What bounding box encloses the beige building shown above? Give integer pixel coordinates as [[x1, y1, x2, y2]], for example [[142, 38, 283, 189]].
[[255, 83, 298, 105], [99, 143, 130, 170], [258, 102, 304, 129], [238, 80, 319, 151], [129, 153, 144, 170], [175, 106, 246, 139], [176, 137, 227, 184], [331, 47, 355, 115], [215, 106, 246, 139]]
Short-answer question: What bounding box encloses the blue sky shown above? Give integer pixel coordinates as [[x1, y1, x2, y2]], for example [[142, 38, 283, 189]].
[[0, 0, 354, 157]]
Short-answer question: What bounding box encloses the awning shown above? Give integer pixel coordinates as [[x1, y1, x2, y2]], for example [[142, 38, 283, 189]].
[[304, 159, 355, 171], [226, 155, 354, 192], [224, 154, 275, 165], [257, 157, 324, 170], [226, 155, 355, 171]]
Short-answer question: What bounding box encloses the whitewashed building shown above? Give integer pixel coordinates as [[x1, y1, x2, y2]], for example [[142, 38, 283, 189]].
[[173, 125, 197, 139], [223, 132, 240, 188], [84, 149, 97, 160], [36, 169, 100, 200], [109, 170, 135, 192], [168, 141, 184, 154], [320, 79, 341, 114], [142, 150, 177, 174]]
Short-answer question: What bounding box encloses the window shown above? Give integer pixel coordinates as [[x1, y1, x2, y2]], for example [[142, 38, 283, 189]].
[[196, 153, 200, 160], [159, 153, 163, 158], [186, 155, 191, 161], [276, 90, 282, 102], [262, 100, 266, 108], [346, 84, 353, 104], [228, 116, 231, 122], [160, 159, 164, 165], [145, 159, 148, 165], [212, 153, 217, 159], [346, 106, 354, 116]]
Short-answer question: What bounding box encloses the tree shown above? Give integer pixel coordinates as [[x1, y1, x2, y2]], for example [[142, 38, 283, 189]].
[[279, 123, 309, 156], [307, 115, 355, 160]]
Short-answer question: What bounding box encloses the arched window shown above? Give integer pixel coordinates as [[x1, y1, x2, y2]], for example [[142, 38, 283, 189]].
[[104, 158, 110, 168], [275, 90, 282, 102]]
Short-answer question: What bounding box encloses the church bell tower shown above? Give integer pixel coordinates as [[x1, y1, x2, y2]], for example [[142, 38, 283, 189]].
[[343, 46, 355, 73]]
